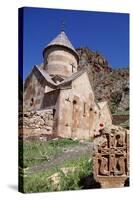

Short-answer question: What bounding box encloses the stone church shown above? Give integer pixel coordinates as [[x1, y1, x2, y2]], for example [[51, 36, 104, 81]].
[[23, 30, 112, 139]]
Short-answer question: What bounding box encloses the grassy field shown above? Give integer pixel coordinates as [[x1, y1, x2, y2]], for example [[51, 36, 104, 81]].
[[19, 139, 92, 193], [19, 139, 80, 168]]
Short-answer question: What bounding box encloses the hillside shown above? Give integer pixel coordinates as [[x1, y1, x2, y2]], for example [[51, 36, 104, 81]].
[[76, 47, 129, 114]]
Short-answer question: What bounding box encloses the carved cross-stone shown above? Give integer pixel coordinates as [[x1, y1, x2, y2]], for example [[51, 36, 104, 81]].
[[93, 128, 129, 188]]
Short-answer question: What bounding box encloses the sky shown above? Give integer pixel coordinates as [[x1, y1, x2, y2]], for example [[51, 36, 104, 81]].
[[21, 7, 129, 80]]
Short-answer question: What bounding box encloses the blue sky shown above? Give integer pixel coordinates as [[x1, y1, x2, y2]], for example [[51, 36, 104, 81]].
[[22, 7, 129, 79]]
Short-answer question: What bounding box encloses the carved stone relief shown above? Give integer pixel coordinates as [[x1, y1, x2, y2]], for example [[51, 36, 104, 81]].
[[93, 127, 129, 188]]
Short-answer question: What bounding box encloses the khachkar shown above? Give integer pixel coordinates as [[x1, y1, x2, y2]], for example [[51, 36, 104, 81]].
[[93, 126, 129, 188]]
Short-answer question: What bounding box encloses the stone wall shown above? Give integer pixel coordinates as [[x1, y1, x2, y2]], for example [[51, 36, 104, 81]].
[[55, 72, 99, 139], [24, 71, 46, 111], [44, 46, 78, 77], [98, 102, 112, 128], [41, 89, 60, 109], [19, 109, 54, 138], [112, 114, 129, 125]]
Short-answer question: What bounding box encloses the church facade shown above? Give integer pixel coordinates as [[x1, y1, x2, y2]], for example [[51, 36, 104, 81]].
[[23, 31, 112, 139]]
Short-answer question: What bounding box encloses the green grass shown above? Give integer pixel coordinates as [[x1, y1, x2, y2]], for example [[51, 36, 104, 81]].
[[21, 155, 92, 193], [19, 139, 80, 168], [19, 139, 92, 193]]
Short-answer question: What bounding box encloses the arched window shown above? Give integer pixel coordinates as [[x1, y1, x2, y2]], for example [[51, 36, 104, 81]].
[[83, 102, 86, 116], [71, 63, 75, 73], [53, 108, 56, 117], [30, 98, 34, 106]]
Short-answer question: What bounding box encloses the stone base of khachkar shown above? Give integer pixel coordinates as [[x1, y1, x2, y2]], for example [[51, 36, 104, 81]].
[[94, 176, 127, 188], [93, 125, 129, 188]]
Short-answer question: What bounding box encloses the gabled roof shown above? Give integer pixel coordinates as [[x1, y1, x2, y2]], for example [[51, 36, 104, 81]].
[[57, 67, 90, 87], [43, 31, 79, 61], [98, 101, 112, 119], [33, 65, 57, 88], [33, 65, 91, 89], [98, 101, 108, 109]]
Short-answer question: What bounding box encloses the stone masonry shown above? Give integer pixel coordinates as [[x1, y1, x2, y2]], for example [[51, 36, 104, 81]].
[[19, 110, 53, 138]]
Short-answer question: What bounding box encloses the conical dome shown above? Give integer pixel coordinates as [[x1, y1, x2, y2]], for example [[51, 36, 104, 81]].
[[43, 31, 79, 77], [43, 31, 79, 61]]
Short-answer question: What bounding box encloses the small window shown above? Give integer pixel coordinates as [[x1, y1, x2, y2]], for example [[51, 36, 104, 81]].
[[71, 63, 75, 73], [73, 100, 77, 105], [53, 108, 56, 117], [30, 98, 34, 106], [83, 102, 86, 116], [90, 107, 93, 111]]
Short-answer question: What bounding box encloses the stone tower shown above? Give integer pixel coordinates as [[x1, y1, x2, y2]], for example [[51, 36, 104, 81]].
[[43, 31, 79, 77]]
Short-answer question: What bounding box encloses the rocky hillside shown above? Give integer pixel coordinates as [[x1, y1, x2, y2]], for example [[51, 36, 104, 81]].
[[77, 48, 129, 114]]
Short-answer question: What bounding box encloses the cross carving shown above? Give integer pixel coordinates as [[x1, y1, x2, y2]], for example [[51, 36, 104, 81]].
[[94, 131, 129, 177]]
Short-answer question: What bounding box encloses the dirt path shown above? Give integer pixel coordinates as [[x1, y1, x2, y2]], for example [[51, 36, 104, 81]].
[[27, 142, 93, 175]]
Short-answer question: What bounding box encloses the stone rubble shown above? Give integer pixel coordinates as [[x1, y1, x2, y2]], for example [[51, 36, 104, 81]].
[[19, 110, 54, 138]]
